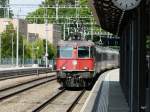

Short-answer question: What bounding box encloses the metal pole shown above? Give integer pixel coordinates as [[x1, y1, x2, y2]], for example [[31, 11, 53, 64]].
[[91, 18, 93, 40], [67, 27, 70, 36], [32, 44, 33, 65], [56, 2, 58, 21], [4, 7, 6, 18], [83, 29, 86, 39], [12, 33, 14, 66], [45, 19, 48, 68], [75, 0, 79, 29], [107, 32, 109, 46], [45, 7, 48, 68], [23, 39, 24, 67], [63, 24, 66, 40], [99, 28, 102, 44], [67, 17, 70, 36], [16, 17, 19, 67], [7, 0, 9, 18]]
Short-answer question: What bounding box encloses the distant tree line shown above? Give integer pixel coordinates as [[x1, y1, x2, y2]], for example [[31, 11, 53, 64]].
[[0, 23, 56, 61], [0, 0, 13, 18]]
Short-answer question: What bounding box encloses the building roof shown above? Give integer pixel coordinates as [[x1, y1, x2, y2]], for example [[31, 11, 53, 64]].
[[57, 40, 95, 46], [89, 0, 133, 36]]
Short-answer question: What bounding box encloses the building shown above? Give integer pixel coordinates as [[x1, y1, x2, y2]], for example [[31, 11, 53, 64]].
[[27, 24, 62, 45], [0, 18, 27, 37], [0, 19, 62, 45]]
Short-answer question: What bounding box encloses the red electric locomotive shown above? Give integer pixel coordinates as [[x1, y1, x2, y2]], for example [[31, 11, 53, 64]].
[[56, 40, 95, 87]]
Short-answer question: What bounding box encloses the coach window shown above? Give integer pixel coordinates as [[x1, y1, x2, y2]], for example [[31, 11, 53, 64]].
[[57, 46, 73, 58], [78, 46, 89, 58], [90, 47, 95, 58]]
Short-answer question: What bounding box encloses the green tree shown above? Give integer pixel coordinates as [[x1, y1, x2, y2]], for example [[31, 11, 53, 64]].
[[48, 43, 56, 59], [0, 0, 13, 18], [23, 39, 32, 59], [26, 0, 90, 24], [25, 0, 106, 42], [42, 39, 56, 60], [0, 0, 7, 17], [1, 23, 25, 59], [1, 23, 15, 58], [33, 38, 45, 59], [1, 23, 56, 65]]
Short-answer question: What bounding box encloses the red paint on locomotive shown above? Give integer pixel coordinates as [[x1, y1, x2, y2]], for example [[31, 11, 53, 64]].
[[56, 41, 95, 72], [56, 58, 94, 71]]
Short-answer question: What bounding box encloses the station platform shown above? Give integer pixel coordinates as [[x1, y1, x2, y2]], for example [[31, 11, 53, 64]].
[[0, 66, 45, 71], [81, 69, 129, 112]]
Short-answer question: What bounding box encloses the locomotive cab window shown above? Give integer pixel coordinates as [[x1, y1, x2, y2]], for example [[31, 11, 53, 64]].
[[57, 46, 73, 58], [78, 46, 89, 58]]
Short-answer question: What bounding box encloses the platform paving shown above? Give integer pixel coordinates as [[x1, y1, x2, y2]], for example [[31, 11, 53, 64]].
[[0, 67, 44, 71], [95, 69, 129, 112], [81, 69, 129, 112]]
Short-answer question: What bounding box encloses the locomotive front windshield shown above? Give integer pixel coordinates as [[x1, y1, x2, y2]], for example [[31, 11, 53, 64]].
[[78, 46, 89, 58], [57, 46, 73, 58]]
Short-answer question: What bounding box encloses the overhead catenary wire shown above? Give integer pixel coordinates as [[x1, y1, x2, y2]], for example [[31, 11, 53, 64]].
[[0, 1, 116, 44]]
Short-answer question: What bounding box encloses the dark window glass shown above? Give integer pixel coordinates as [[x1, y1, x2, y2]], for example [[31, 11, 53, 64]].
[[78, 46, 89, 58], [57, 46, 73, 58], [90, 47, 95, 58]]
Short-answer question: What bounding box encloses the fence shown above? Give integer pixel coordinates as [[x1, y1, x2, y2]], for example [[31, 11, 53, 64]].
[[0, 58, 55, 68]]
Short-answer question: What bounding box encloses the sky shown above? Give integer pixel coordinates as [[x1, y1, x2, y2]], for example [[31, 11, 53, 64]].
[[10, 0, 43, 18]]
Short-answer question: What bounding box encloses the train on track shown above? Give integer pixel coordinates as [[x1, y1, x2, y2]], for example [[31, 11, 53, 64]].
[[56, 39, 119, 88]]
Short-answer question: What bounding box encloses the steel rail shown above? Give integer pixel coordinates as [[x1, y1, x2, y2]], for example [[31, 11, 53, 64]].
[[0, 76, 56, 101], [0, 73, 44, 81], [66, 90, 86, 112], [0, 75, 55, 92], [32, 89, 85, 112], [0, 69, 54, 81], [32, 89, 65, 112]]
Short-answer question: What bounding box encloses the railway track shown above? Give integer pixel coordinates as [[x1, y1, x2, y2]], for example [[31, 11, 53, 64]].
[[0, 73, 43, 81], [0, 75, 56, 101], [66, 90, 85, 112], [0, 72, 50, 81], [0, 68, 53, 81], [32, 89, 86, 112], [32, 89, 65, 112]]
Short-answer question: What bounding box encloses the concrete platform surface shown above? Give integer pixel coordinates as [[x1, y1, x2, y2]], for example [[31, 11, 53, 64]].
[[0, 67, 45, 71], [81, 69, 129, 112]]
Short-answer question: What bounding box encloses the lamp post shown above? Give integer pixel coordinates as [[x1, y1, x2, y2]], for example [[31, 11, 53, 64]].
[[44, 7, 48, 68], [16, 9, 21, 67], [45, 20, 48, 68]]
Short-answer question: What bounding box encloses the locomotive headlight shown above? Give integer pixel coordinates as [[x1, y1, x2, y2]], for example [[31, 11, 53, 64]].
[[62, 66, 66, 70], [72, 60, 77, 66], [84, 67, 89, 70]]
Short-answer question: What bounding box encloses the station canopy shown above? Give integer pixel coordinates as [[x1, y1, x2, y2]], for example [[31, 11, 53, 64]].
[[89, 0, 135, 36]]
